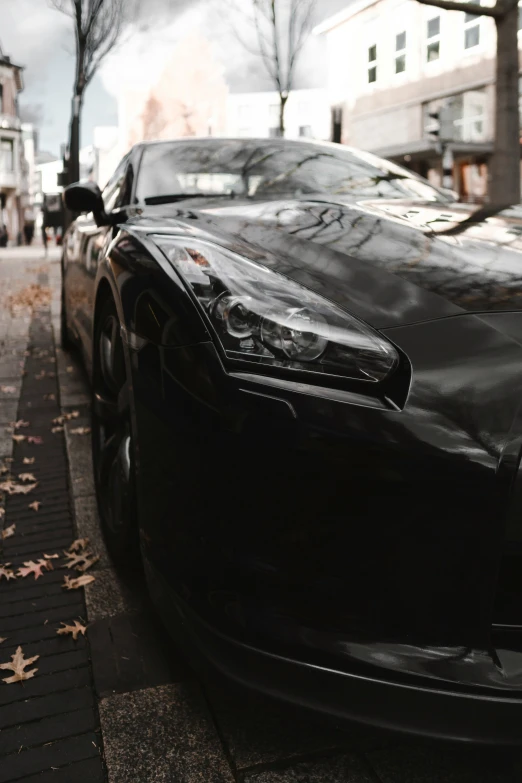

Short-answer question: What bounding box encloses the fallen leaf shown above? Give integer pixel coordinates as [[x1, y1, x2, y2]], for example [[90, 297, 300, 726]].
[[43, 394, 55, 401], [23, 458, 35, 465], [27, 436, 43, 445], [67, 538, 90, 553], [63, 551, 99, 572], [28, 501, 41, 511], [0, 564, 16, 581], [51, 426, 64, 434], [52, 416, 64, 426], [0, 465, 8, 475], [0, 509, 4, 519], [18, 473, 36, 483], [63, 574, 95, 590], [66, 366, 74, 373], [1, 524, 15, 540], [0, 481, 38, 495], [70, 427, 91, 436], [0, 638, 6, 644], [17, 559, 53, 580], [34, 371, 46, 381], [12, 420, 30, 431], [53, 411, 79, 425], [43, 553, 59, 559], [57, 620, 87, 641], [0, 386, 16, 394], [12, 435, 26, 443], [0, 646, 39, 684]]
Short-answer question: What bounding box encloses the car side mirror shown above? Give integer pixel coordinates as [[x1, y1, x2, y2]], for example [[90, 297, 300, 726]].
[[63, 181, 115, 227]]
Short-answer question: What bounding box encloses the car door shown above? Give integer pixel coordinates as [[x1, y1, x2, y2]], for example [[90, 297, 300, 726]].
[[64, 155, 132, 365]]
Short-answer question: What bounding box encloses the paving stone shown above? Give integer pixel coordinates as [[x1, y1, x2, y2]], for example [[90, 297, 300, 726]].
[[99, 683, 233, 783], [0, 707, 96, 755], [0, 686, 93, 731], [84, 567, 144, 620], [206, 682, 387, 771], [365, 743, 522, 783], [0, 732, 101, 783], [243, 753, 375, 782]]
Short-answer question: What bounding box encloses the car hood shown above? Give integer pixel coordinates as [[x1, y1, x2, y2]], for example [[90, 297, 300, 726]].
[[129, 196, 522, 330]]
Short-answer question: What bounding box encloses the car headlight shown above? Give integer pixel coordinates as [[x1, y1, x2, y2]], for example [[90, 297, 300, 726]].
[[155, 236, 399, 383]]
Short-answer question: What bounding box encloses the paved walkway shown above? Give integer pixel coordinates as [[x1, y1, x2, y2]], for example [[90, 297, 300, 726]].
[[1, 248, 522, 782]]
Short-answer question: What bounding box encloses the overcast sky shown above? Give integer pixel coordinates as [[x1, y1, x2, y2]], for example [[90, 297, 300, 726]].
[[0, 0, 349, 156]]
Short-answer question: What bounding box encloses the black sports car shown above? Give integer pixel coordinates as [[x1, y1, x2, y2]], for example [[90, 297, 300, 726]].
[[62, 137, 522, 744]]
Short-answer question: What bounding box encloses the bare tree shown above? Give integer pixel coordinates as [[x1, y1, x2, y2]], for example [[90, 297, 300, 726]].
[[415, 0, 520, 204], [49, 0, 128, 185], [231, 0, 316, 136]]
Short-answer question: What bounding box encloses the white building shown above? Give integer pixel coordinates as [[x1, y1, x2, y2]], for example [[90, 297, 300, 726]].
[[0, 45, 24, 242], [226, 89, 331, 141], [315, 0, 519, 201]]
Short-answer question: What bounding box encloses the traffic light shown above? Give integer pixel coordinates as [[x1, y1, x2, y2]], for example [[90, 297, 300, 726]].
[[426, 104, 453, 145]]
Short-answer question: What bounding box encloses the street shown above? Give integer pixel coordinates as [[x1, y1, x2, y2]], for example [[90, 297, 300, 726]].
[[0, 246, 521, 782]]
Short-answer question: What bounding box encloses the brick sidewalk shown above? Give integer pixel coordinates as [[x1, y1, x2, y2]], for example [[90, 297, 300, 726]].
[[0, 258, 105, 782]]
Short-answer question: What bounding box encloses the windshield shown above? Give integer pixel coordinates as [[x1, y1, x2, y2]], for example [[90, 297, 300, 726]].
[[135, 140, 451, 204]]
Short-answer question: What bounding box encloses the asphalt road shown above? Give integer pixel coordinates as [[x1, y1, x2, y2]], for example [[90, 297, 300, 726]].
[[1, 245, 522, 782]]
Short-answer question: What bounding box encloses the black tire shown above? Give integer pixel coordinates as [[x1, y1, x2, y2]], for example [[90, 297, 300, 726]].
[[91, 296, 139, 565]]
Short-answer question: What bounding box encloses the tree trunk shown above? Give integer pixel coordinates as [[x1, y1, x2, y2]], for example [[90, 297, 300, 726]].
[[279, 93, 288, 137], [67, 91, 83, 185], [489, 3, 520, 203]]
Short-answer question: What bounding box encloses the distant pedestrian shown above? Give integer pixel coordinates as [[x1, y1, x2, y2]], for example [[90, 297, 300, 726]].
[[0, 224, 7, 248], [41, 225, 48, 254]]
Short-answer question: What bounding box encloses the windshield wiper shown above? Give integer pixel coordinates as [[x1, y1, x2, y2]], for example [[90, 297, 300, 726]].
[[143, 193, 237, 205]]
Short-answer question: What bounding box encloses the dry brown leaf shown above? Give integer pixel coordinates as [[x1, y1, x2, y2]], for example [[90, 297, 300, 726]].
[[51, 426, 64, 434], [27, 436, 43, 445], [0, 386, 16, 394], [67, 538, 90, 553], [28, 501, 41, 511], [0, 637, 6, 644], [1, 525, 15, 540], [0, 564, 16, 581], [43, 553, 59, 559], [0, 509, 4, 519], [70, 427, 91, 436], [63, 574, 95, 590], [35, 371, 46, 381], [52, 416, 64, 426], [57, 620, 87, 641], [6, 284, 51, 314], [23, 458, 35, 465], [18, 473, 36, 483], [11, 420, 30, 430], [17, 559, 53, 580], [43, 393, 55, 401], [0, 465, 8, 475], [0, 481, 38, 495], [0, 646, 39, 684], [66, 366, 74, 373], [53, 411, 80, 426], [63, 551, 99, 572], [12, 435, 26, 443]]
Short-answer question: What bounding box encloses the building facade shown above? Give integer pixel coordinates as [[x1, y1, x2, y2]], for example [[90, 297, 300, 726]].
[[0, 44, 24, 242], [226, 89, 331, 141], [315, 0, 521, 201]]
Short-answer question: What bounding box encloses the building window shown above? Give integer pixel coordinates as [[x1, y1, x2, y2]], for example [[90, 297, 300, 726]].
[[0, 138, 13, 172], [0, 84, 3, 114], [464, 9, 480, 49], [368, 44, 377, 83], [395, 31, 407, 73], [426, 15, 440, 61]]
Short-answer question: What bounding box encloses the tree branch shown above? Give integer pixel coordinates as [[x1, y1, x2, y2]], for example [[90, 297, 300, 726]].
[[415, 0, 501, 18]]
